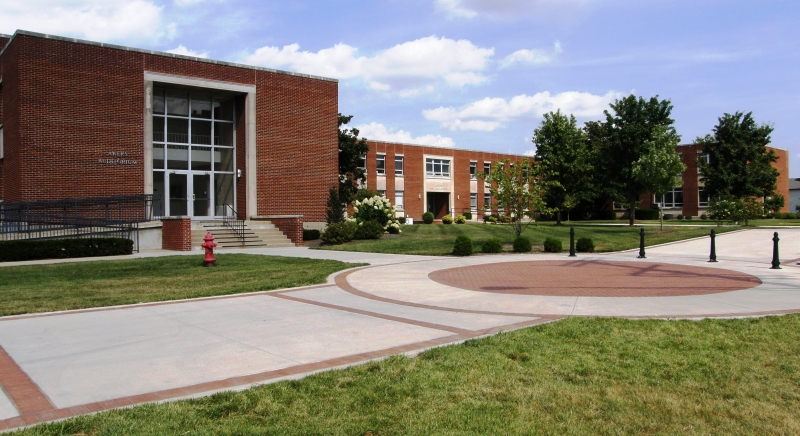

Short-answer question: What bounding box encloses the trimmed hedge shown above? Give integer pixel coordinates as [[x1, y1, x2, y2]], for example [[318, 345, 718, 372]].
[[576, 237, 595, 253], [454, 215, 467, 224], [0, 238, 133, 262], [422, 212, 434, 224], [353, 220, 385, 240], [302, 229, 320, 241], [442, 214, 453, 224], [543, 237, 563, 253], [321, 222, 357, 245], [463, 212, 472, 220], [481, 238, 503, 253], [513, 236, 532, 253], [452, 235, 473, 256], [596, 210, 617, 220], [634, 208, 660, 220]]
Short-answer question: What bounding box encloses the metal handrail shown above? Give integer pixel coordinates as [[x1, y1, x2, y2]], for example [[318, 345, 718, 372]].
[[221, 204, 246, 246], [0, 194, 154, 252]]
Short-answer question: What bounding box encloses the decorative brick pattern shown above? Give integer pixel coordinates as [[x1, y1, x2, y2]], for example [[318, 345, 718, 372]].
[[161, 216, 192, 251], [256, 215, 303, 246]]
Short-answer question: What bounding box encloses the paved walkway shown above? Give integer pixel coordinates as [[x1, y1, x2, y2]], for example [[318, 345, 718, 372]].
[[1, 228, 799, 431]]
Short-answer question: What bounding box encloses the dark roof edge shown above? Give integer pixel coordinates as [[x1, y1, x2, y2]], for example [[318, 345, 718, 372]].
[[0, 30, 338, 83], [676, 142, 787, 152], [363, 139, 533, 158]]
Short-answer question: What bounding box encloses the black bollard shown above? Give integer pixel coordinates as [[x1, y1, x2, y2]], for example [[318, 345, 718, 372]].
[[771, 231, 781, 269], [569, 226, 576, 257], [637, 227, 646, 259], [708, 229, 718, 262]]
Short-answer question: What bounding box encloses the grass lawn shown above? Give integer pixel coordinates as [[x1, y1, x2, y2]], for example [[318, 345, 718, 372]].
[[20, 315, 800, 435], [318, 223, 739, 256], [0, 254, 360, 317]]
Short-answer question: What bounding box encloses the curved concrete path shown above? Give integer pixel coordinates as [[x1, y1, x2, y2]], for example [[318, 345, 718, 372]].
[[0, 228, 798, 431]]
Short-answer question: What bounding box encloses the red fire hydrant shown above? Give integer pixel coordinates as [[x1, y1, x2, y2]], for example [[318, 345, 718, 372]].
[[201, 232, 217, 267]]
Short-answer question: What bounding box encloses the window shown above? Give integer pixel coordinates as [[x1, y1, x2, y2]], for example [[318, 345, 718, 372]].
[[395, 191, 404, 210], [484, 162, 491, 177], [378, 190, 386, 197], [699, 186, 709, 207], [470, 161, 477, 179], [698, 153, 709, 175], [658, 187, 684, 208], [470, 193, 477, 211], [0, 126, 3, 159], [425, 158, 451, 178], [376, 154, 386, 175], [358, 152, 366, 172], [484, 193, 491, 210], [395, 155, 404, 176]]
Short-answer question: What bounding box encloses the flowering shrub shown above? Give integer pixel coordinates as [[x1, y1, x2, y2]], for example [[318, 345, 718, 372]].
[[350, 195, 402, 234], [454, 215, 467, 224], [442, 214, 453, 224]]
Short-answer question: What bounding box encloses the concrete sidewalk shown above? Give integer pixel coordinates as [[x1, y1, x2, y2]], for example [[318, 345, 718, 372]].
[[1, 228, 799, 431]]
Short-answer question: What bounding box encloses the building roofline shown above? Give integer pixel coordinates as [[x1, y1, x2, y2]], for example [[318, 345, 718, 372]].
[[0, 30, 338, 83], [676, 142, 787, 152], [363, 139, 532, 158]]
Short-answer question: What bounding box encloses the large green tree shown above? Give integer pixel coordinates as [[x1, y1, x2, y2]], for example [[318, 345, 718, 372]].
[[533, 110, 593, 224], [696, 111, 778, 200], [586, 94, 678, 226], [338, 114, 369, 202], [476, 158, 549, 238], [631, 125, 686, 230]]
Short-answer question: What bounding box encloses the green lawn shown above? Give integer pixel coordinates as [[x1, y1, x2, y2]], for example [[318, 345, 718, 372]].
[[0, 254, 360, 317], [318, 223, 738, 256], [20, 315, 800, 435]]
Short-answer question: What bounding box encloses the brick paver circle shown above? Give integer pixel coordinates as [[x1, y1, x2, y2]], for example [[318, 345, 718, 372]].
[[428, 260, 762, 297]]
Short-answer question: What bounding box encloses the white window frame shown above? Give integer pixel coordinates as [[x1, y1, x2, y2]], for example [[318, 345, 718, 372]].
[[698, 186, 709, 207], [483, 162, 491, 177], [358, 152, 366, 173], [395, 191, 404, 210], [484, 193, 491, 210], [425, 158, 451, 178], [658, 186, 684, 208], [470, 161, 477, 179], [470, 193, 477, 211], [698, 153, 709, 175], [395, 155, 404, 176], [376, 154, 386, 176]]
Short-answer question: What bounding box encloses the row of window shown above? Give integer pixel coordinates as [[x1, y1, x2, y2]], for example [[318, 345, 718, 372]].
[[371, 190, 504, 214], [362, 155, 498, 180], [655, 186, 710, 208]]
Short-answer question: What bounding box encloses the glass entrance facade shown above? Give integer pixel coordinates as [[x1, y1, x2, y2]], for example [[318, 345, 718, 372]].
[[151, 88, 236, 218]]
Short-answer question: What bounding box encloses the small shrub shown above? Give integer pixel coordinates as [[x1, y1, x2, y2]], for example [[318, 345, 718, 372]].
[[321, 221, 356, 244], [442, 214, 453, 224], [635, 208, 660, 220], [452, 235, 473, 256], [463, 212, 472, 220], [513, 236, 532, 253], [483, 213, 500, 223], [302, 229, 320, 241], [685, 215, 693, 220], [701, 213, 708, 220], [664, 213, 674, 220], [677, 214, 684, 220], [386, 224, 400, 234], [481, 238, 503, 253], [498, 215, 512, 224], [576, 237, 594, 253], [454, 215, 467, 224], [353, 220, 385, 240], [422, 212, 434, 224], [543, 237, 562, 253]]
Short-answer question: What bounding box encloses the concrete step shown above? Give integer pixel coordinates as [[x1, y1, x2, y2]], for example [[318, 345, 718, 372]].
[[190, 220, 294, 248]]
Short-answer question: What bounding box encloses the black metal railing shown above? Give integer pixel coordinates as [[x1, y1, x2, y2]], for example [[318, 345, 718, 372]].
[[222, 204, 246, 246], [0, 194, 156, 252]]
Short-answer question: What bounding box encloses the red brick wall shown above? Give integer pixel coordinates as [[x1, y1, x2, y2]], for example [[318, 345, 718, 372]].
[[264, 216, 303, 246], [161, 217, 192, 251], [364, 141, 527, 220], [0, 33, 337, 222]]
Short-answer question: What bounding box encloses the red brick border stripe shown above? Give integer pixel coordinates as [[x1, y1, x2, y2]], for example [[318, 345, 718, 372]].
[[0, 345, 54, 416]]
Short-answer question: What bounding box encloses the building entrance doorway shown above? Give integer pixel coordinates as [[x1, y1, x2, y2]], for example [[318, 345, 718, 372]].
[[426, 192, 450, 219]]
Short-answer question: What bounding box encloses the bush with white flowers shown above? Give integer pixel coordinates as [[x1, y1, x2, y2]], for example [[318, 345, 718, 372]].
[[350, 195, 402, 234]]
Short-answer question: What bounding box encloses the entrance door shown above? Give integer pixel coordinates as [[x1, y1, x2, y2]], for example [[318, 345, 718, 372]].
[[426, 192, 450, 219], [165, 172, 213, 218]]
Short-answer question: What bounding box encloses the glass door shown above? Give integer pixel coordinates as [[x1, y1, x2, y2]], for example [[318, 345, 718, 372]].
[[193, 174, 211, 217], [168, 173, 188, 216]]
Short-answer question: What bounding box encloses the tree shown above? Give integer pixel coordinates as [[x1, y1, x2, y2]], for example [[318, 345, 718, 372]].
[[696, 111, 778, 200], [587, 94, 678, 226], [325, 187, 346, 225], [338, 114, 369, 202], [533, 110, 593, 225], [476, 158, 549, 238], [631, 125, 685, 230]]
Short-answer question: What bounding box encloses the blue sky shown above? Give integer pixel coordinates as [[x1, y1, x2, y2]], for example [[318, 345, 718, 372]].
[[2, 0, 799, 175]]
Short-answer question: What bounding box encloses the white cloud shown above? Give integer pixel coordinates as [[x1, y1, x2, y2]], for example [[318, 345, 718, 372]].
[[243, 36, 494, 94], [165, 45, 208, 58], [435, 0, 478, 18], [0, 0, 170, 43], [356, 122, 456, 148], [523, 149, 537, 156], [423, 90, 623, 131], [500, 41, 562, 68], [435, 0, 595, 22]]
